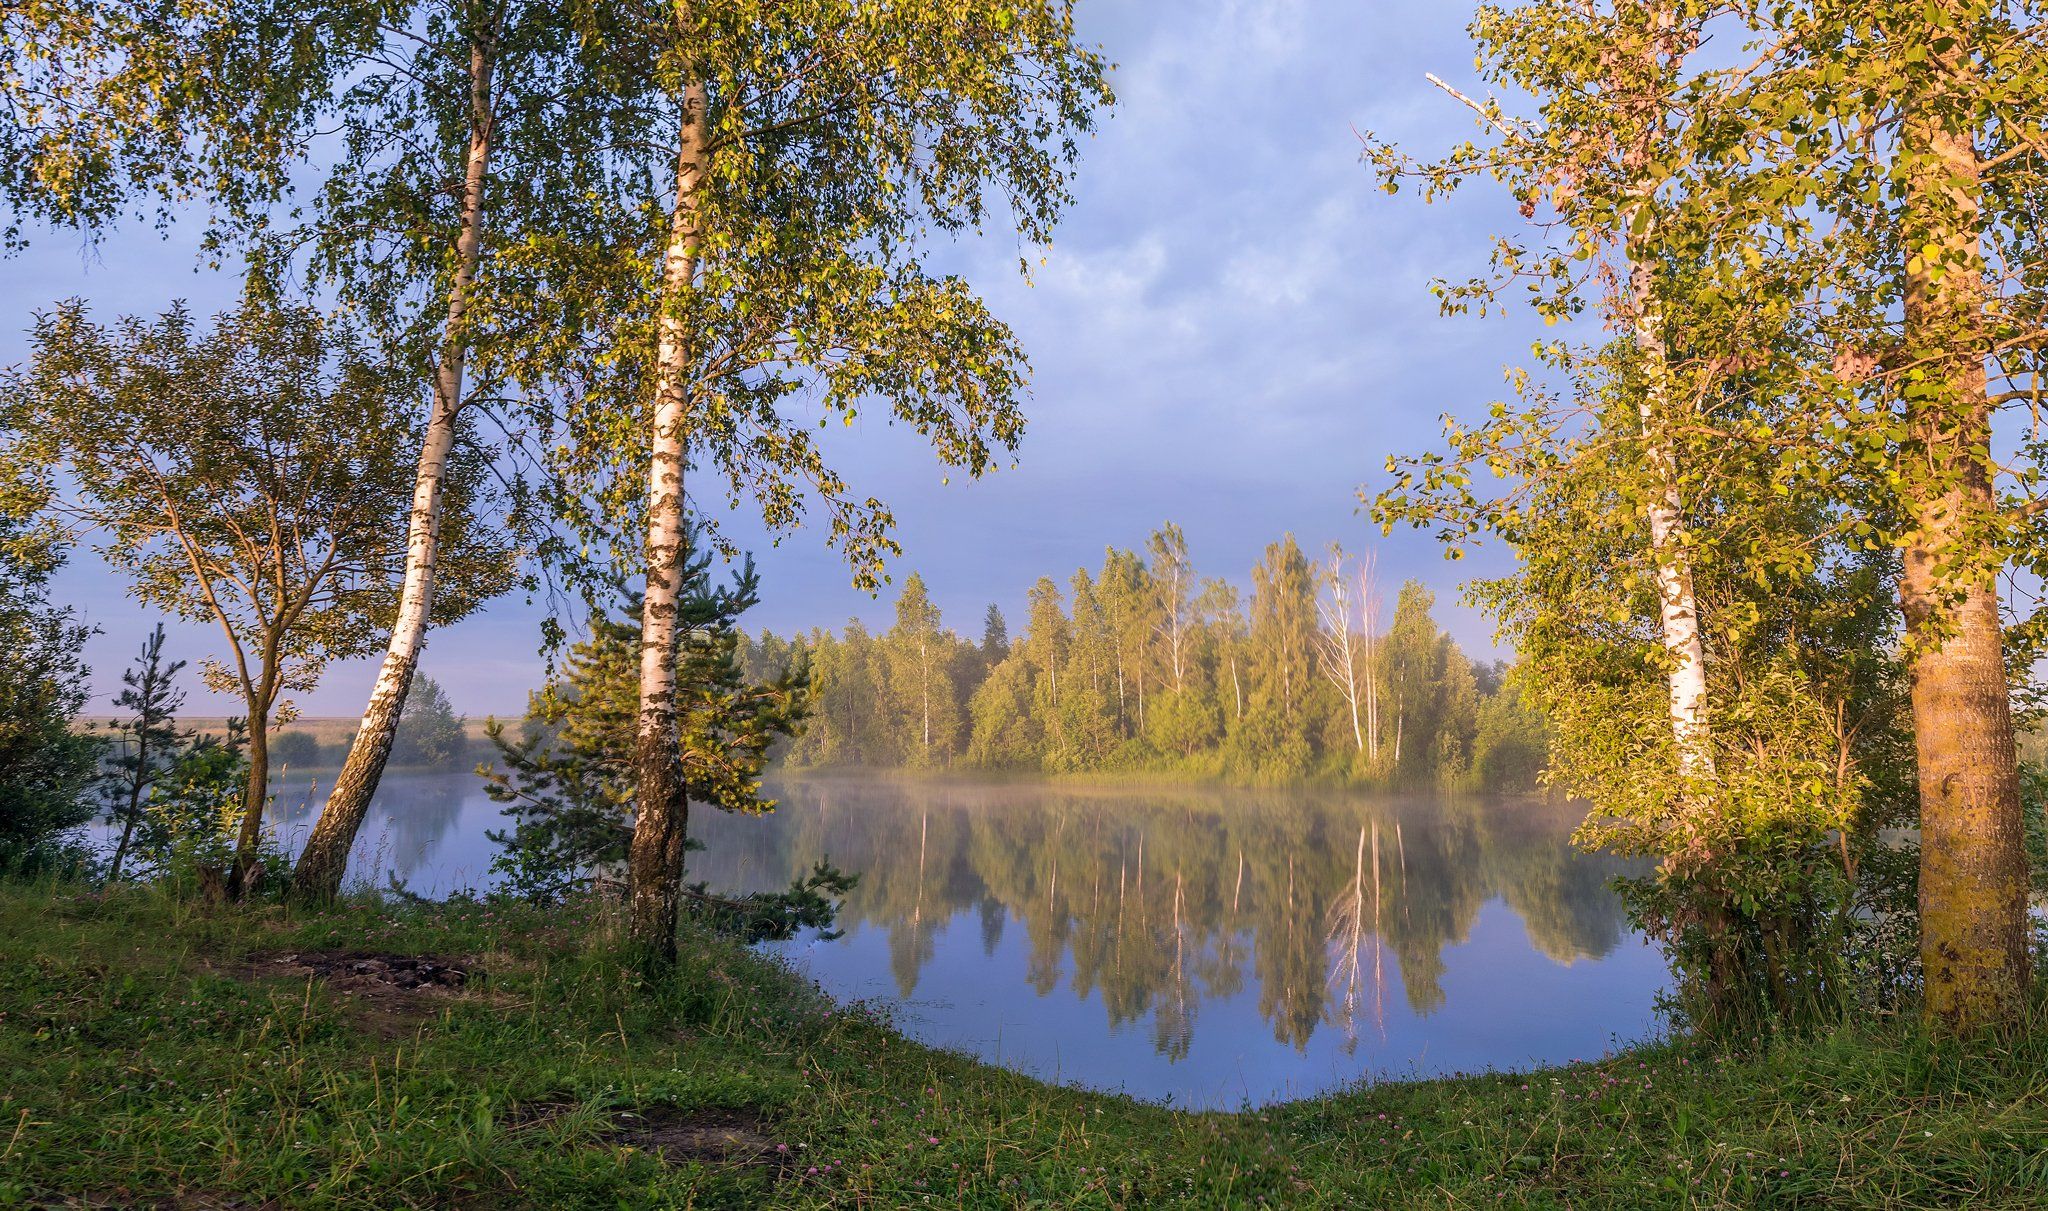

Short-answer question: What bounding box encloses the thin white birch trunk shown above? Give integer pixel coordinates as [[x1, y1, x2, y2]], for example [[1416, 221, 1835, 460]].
[[294, 38, 497, 900], [627, 58, 711, 964], [1618, 9, 1713, 779]]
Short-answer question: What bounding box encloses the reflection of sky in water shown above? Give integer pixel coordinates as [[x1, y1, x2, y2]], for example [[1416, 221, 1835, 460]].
[[775, 898, 1665, 1109], [100, 770, 1669, 1107]]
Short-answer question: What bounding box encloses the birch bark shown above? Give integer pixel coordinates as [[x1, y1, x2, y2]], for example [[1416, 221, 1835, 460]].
[[294, 37, 498, 900], [626, 60, 711, 965]]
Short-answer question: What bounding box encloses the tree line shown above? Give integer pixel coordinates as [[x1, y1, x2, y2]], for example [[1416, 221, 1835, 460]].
[[743, 526, 1547, 789]]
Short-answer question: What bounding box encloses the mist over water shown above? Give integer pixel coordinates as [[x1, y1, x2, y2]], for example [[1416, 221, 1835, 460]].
[[241, 770, 1668, 1107]]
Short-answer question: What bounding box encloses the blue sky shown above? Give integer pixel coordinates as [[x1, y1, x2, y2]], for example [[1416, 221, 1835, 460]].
[[8, 1, 1548, 717]]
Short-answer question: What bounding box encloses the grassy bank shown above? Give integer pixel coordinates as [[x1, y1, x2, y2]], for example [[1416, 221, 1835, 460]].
[[3, 884, 2044, 1209]]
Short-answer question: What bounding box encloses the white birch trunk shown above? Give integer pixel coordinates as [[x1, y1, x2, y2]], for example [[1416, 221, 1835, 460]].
[[294, 39, 496, 899], [1620, 44, 1712, 779], [1618, 6, 1712, 779], [627, 59, 711, 963]]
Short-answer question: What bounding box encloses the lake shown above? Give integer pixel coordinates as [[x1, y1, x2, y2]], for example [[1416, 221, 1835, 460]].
[[252, 770, 1669, 1108]]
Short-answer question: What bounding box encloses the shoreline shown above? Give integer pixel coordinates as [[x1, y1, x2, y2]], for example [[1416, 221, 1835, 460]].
[[6, 881, 2043, 1208]]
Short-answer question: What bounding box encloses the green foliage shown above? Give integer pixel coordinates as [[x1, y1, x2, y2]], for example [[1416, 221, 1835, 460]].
[[2021, 764, 2048, 897], [511, 2, 1114, 598], [682, 861, 860, 945], [483, 533, 810, 907], [391, 675, 464, 767], [0, 507, 98, 874], [268, 731, 325, 769], [779, 526, 1540, 789], [883, 573, 960, 768], [1362, 0, 1934, 1035], [100, 623, 190, 882], [1, 288, 514, 859], [0, 1, 378, 250], [1474, 672, 1549, 793], [138, 728, 262, 886]]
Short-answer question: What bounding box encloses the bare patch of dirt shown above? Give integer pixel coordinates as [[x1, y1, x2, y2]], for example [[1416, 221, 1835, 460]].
[[266, 950, 471, 992], [604, 1106, 778, 1167], [233, 950, 476, 1037]]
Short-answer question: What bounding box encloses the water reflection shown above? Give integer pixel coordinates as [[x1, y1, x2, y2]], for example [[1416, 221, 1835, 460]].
[[266, 770, 484, 893], [691, 776, 1667, 1104], [110, 769, 1665, 1105]]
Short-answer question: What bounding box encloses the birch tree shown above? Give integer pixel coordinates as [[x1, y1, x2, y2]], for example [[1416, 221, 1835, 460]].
[[3, 293, 510, 891], [884, 573, 958, 767], [515, 3, 1109, 963], [292, 0, 632, 899], [1362, 0, 1938, 1028], [1366, 1, 1718, 777], [1148, 523, 1197, 694], [1315, 547, 1371, 761]]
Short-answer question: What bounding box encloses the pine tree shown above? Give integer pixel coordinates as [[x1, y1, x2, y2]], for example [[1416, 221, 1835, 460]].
[[1243, 537, 1321, 777], [486, 537, 806, 908], [103, 624, 189, 882], [0, 507, 99, 873], [981, 605, 1011, 664]]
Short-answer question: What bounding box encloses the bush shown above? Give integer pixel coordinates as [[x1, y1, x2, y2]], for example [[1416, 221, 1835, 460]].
[[0, 512, 100, 875], [392, 675, 464, 766], [270, 730, 326, 768]]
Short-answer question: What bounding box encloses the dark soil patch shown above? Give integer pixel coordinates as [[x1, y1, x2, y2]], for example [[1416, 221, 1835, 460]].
[[266, 950, 470, 991], [237, 950, 475, 1037], [604, 1106, 778, 1168]]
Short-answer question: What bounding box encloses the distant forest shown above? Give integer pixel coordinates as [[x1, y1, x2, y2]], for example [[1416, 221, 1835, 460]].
[[738, 526, 1547, 790]]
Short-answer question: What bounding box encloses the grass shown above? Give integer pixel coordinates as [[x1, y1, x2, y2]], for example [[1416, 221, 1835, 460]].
[[3, 882, 2046, 1209]]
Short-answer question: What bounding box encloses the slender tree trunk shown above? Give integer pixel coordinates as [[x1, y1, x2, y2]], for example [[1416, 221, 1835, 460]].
[[1347, 671, 1364, 754], [626, 64, 711, 968], [1627, 250, 1712, 777], [107, 730, 147, 882], [1115, 659, 1126, 737], [229, 697, 273, 894], [1895, 52, 2031, 1028], [295, 37, 498, 901], [1363, 628, 1379, 763], [109, 818, 137, 883], [1617, 12, 1713, 780]]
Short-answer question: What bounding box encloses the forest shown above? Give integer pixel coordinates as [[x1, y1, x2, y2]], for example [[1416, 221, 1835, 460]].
[[747, 530, 1549, 788], [4, 1, 2048, 1206]]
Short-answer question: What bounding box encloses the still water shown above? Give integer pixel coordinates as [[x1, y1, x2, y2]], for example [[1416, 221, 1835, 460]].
[[258, 770, 1669, 1108]]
